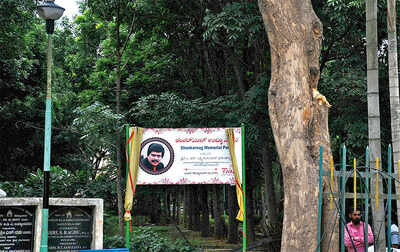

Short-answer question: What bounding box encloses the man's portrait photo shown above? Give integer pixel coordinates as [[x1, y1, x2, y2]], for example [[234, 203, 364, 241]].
[[139, 138, 174, 175]]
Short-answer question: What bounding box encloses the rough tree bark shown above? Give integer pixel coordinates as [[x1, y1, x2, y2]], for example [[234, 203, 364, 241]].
[[367, 0, 385, 250], [258, 1, 338, 251], [387, 0, 400, 231]]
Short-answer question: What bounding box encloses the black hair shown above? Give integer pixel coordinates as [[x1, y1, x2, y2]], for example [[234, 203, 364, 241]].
[[147, 143, 165, 157], [347, 205, 362, 215]]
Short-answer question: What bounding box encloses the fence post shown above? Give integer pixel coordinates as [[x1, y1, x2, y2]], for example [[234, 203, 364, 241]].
[[364, 146, 369, 251], [388, 145, 392, 251], [340, 144, 346, 252], [317, 146, 323, 252]]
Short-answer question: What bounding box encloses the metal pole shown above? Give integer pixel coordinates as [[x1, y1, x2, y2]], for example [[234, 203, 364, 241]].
[[364, 147, 369, 251], [40, 33, 52, 252], [241, 123, 246, 252], [317, 146, 323, 252], [388, 145, 393, 251], [125, 125, 130, 248], [340, 144, 346, 252]]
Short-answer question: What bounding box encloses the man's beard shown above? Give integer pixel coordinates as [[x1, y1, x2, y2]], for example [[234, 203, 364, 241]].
[[352, 219, 361, 225]]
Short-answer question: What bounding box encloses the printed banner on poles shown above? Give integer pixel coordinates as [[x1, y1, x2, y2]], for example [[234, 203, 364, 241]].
[[130, 127, 242, 185]]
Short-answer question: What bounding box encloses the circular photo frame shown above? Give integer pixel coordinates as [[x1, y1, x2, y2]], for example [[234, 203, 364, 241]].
[[139, 137, 175, 175]]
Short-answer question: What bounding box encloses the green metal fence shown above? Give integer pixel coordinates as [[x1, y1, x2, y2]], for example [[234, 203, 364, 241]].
[[317, 144, 399, 252]]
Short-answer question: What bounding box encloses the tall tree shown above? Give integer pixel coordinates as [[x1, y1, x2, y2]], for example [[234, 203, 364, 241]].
[[86, 0, 136, 235], [367, 0, 385, 250], [387, 0, 400, 229], [258, 0, 337, 250]]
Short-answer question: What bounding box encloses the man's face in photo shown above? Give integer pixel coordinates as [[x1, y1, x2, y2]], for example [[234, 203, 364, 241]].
[[350, 210, 361, 225], [148, 151, 162, 167]]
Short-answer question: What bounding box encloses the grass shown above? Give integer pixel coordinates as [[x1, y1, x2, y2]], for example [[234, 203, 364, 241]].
[[141, 224, 240, 250]]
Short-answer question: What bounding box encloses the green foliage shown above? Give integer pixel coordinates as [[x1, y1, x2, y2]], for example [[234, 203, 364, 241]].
[[203, 2, 264, 47], [73, 102, 124, 147], [129, 92, 243, 128], [0, 166, 86, 197]]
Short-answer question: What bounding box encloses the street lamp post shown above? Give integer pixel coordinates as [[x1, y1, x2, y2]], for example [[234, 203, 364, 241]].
[[37, 1, 64, 252]]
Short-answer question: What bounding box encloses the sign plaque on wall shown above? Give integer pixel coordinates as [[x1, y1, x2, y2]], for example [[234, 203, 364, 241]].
[[48, 206, 93, 251], [0, 206, 35, 252]]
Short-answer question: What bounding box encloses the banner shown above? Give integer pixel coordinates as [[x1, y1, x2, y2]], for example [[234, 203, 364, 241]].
[[131, 127, 242, 185]]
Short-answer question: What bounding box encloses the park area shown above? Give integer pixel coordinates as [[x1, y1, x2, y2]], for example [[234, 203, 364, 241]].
[[3, 0, 400, 251]]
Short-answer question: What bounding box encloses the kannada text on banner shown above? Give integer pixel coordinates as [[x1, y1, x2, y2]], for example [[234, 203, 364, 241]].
[[133, 128, 242, 185]]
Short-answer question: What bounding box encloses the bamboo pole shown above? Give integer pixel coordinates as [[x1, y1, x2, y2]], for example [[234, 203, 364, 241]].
[[353, 158, 357, 211], [241, 123, 246, 252]]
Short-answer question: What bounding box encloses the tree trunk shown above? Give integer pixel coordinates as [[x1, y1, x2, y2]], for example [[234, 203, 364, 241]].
[[245, 186, 256, 243], [213, 185, 226, 239], [387, 0, 400, 229], [114, 1, 124, 236], [366, 0, 385, 250], [172, 189, 177, 222], [184, 186, 190, 228], [227, 185, 239, 243], [261, 146, 280, 227], [193, 185, 201, 231], [200, 186, 210, 237], [258, 1, 337, 250], [150, 189, 161, 223], [165, 188, 171, 223], [188, 186, 194, 230]]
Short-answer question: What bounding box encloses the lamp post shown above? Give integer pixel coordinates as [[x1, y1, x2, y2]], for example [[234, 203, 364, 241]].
[[37, 1, 64, 252]]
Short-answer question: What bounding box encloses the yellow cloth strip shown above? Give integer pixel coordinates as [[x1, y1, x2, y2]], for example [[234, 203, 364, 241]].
[[353, 158, 357, 211], [225, 128, 244, 222], [330, 156, 334, 210], [124, 127, 143, 221], [376, 158, 379, 210]]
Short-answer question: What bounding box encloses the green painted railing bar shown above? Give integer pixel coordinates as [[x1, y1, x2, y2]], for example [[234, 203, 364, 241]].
[[241, 123, 246, 252], [340, 144, 346, 252], [40, 33, 53, 252], [43, 99, 52, 172], [364, 146, 369, 251], [125, 125, 130, 249], [40, 209, 49, 252], [317, 146, 323, 252], [388, 145, 392, 251]]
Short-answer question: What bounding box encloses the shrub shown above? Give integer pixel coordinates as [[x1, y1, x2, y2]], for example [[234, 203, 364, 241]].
[[104, 226, 195, 252]]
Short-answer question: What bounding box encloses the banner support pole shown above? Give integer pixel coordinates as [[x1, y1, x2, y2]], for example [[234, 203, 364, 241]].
[[241, 123, 246, 252], [125, 125, 130, 248]]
